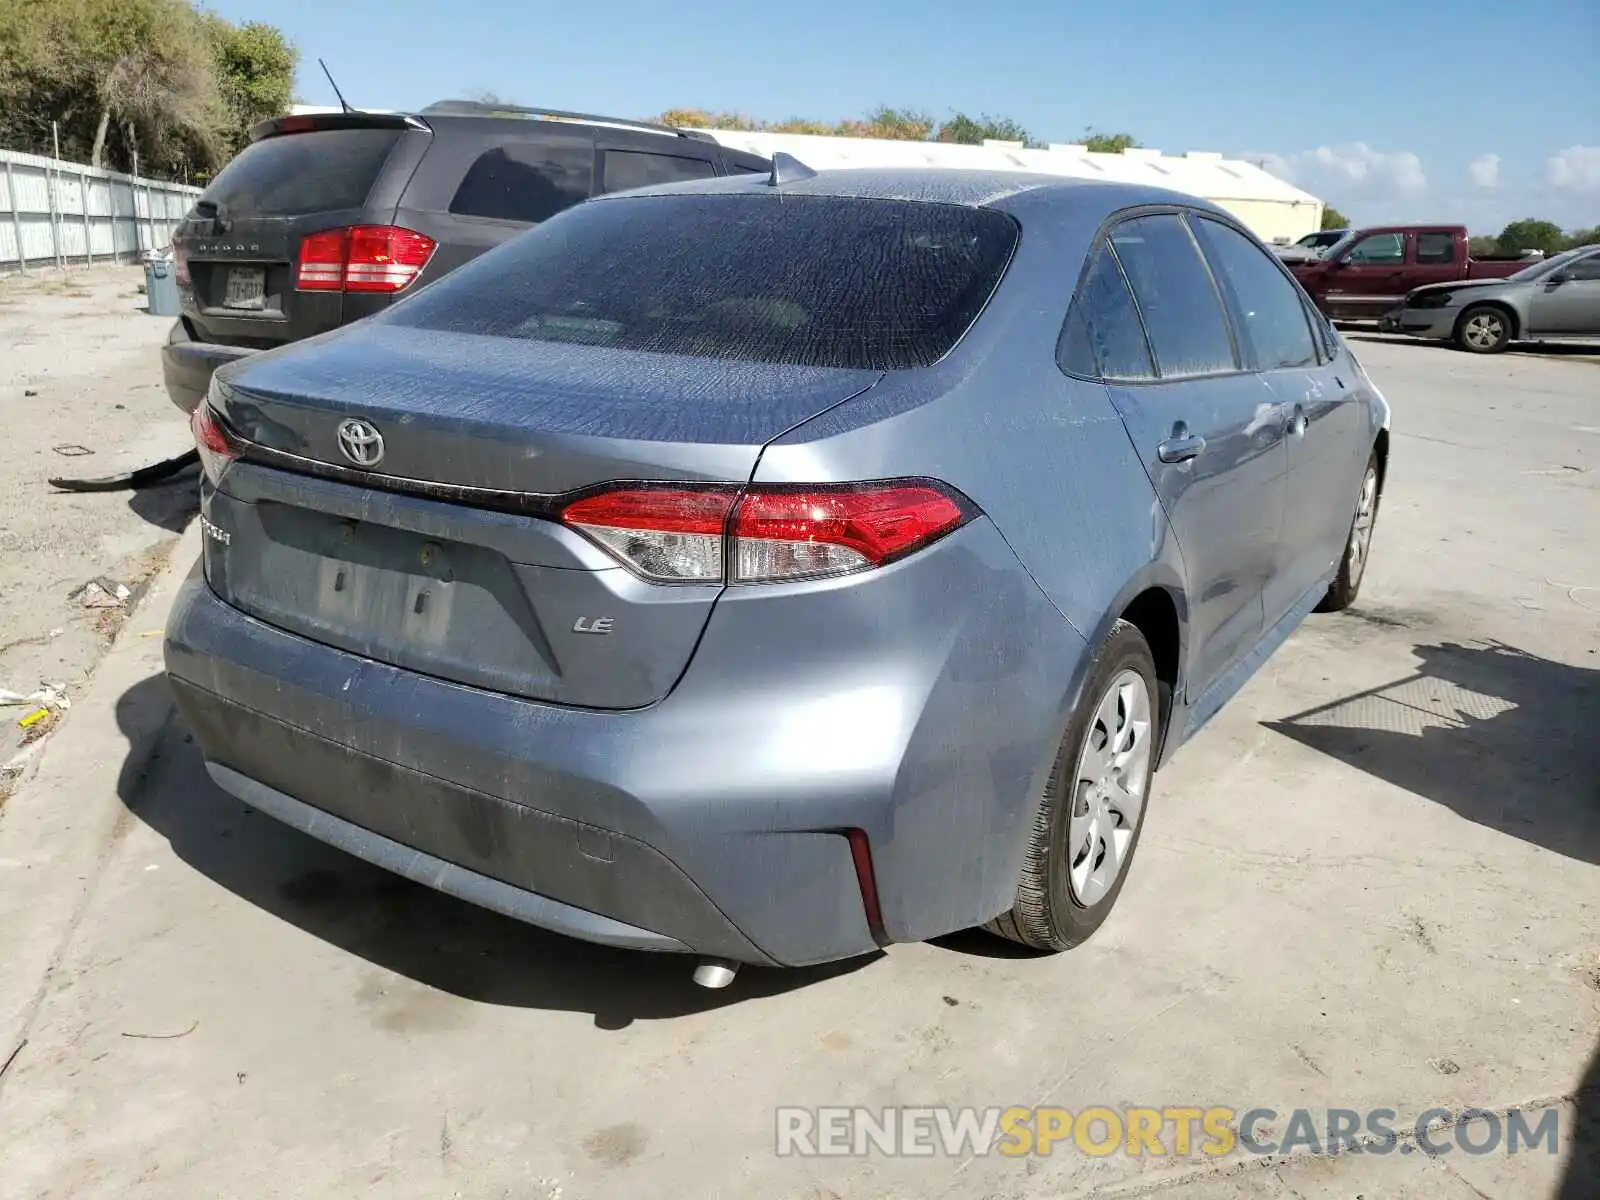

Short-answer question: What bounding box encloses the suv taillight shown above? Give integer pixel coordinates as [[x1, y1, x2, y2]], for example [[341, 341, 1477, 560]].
[[295, 225, 436, 294], [172, 237, 189, 287], [561, 482, 973, 584]]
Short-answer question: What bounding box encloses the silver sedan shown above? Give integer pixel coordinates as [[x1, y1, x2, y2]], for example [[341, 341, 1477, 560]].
[[1380, 244, 1600, 353]]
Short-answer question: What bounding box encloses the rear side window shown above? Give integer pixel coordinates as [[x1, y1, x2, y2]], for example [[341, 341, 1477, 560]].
[[199, 129, 402, 215], [1416, 231, 1456, 264], [1110, 215, 1237, 377], [384, 193, 1019, 370], [601, 150, 716, 194], [1189, 217, 1318, 372], [449, 138, 594, 223], [1058, 239, 1155, 381]]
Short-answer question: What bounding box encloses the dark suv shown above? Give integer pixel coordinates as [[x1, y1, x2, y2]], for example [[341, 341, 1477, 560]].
[[162, 101, 771, 414]]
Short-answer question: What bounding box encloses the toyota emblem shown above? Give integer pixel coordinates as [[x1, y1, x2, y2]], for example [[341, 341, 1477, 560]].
[[337, 418, 385, 467]]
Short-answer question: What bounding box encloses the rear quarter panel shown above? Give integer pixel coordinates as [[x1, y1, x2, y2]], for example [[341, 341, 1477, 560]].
[[746, 188, 1195, 931]]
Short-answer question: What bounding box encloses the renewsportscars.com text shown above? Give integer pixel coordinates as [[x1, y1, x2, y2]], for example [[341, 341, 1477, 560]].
[[775, 1105, 1563, 1158]]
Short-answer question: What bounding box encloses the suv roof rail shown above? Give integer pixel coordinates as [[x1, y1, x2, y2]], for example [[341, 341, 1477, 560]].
[[418, 99, 713, 141]]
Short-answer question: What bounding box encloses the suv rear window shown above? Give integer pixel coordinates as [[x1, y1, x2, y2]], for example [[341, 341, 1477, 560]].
[[198, 129, 402, 215], [384, 193, 1019, 370]]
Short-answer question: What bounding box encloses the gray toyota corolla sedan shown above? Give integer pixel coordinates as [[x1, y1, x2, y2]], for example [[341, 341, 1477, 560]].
[[165, 161, 1390, 987]]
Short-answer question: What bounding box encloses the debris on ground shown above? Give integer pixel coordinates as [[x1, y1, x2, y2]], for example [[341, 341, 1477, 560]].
[[70, 578, 131, 609], [47, 447, 198, 493], [1, 683, 69, 752], [0, 683, 70, 711], [51, 444, 94, 457]]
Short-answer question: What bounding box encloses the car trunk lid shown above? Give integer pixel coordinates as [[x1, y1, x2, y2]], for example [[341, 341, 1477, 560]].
[[204, 323, 881, 708]]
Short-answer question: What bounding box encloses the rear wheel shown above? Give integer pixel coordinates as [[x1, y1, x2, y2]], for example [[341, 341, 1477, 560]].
[[989, 620, 1159, 951], [1316, 451, 1380, 613], [1454, 304, 1512, 353]]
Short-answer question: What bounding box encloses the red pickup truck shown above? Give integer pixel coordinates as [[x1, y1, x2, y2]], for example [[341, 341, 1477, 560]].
[[1290, 225, 1536, 321]]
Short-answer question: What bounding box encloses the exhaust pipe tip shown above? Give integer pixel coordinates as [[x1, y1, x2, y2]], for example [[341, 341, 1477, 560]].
[[693, 959, 739, 989]]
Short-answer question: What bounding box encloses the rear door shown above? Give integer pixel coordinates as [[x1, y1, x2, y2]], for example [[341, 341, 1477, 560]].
[[1408, 229, 1464, 289], [1189, 214, 1365, 623], [1525, 249, 1600, 334], [1069, 213, 1286, 691], [392, 123, 597, 279], [1320, 229, 1411, 319], [176, 118, 428, 348]]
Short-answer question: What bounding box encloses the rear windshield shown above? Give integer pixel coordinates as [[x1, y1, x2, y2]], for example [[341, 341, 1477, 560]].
[[381, 193, 1020, 370], [199, 128, 403, 216]]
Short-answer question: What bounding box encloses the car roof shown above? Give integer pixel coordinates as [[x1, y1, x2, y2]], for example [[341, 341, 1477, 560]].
[[586, 165, 1220, 217]]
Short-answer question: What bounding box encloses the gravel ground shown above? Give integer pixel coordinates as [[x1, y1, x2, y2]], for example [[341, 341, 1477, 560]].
[[0, 266, 195, 796]]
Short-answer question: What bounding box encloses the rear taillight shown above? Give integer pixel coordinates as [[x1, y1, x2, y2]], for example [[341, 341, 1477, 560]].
[[295, 229, 346, 291], [191, 404, 237, 487], [295, 225, 436, 294], [172, 237, 189, 287], [561, 482, 971, 585]]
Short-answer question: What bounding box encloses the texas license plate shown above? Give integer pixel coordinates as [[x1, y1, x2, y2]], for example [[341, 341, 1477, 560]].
[[223, 267, 266, 310]]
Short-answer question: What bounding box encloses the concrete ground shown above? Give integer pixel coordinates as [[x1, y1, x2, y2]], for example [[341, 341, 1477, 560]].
[[0, 266, 196, 798], [0, 336, 1596, 1199]]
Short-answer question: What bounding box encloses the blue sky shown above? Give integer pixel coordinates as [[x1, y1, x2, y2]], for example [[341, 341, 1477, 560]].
[[209, 0, 1600, 234]]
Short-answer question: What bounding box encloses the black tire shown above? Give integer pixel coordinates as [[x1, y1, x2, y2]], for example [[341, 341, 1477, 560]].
[[1316, 450, 1380, 613], [989, 620, 1161, 951], [1454, 304, 1513, 353]]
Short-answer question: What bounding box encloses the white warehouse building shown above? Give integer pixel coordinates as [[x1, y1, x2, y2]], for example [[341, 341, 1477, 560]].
[[694, 129, 1324, 245]]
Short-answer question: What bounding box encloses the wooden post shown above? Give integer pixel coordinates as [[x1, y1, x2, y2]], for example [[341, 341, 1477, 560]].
[[4, 160, 26, 272], [80, 169, 93, 266]]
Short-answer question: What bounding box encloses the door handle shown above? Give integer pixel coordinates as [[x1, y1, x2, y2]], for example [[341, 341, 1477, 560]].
[[1157, 430, 1206, 464]]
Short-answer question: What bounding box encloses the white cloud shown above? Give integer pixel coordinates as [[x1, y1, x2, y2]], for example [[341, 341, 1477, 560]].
[[1238, 142, 1595, 235], [1547, 146, 1600, 192], [1248, 142, 1429, 200]]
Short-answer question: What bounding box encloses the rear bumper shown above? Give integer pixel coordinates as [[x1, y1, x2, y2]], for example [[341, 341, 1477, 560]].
[[164, 519, 1089, 967], [161, 322, 259, 415]]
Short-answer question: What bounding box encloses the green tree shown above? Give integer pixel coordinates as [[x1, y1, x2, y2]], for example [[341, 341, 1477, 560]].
[[838, 106, 934, 141], [1468, 235, 1500, 257], [1565, 226, 1600, 248], [1496, 218, 1566, 257], [204, 18, 296, 154], [936, 112, 1034, 146], [767, 117, 835, 135], [0, 0, 293, 180], [656, 108, 761, 131], [1082, 128, 1139, 154], [1320, 206, 1349, 231]]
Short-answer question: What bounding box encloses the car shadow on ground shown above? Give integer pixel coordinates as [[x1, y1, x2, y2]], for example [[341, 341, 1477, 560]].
[[112, 673, 876, 1029], [1266, 638, 1600, 1193], [1267, 639, 1600, 865], [126, 466, 201, 533]]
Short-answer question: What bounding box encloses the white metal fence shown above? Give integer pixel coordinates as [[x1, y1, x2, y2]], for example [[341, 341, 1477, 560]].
[[0, 147, 201, 274]]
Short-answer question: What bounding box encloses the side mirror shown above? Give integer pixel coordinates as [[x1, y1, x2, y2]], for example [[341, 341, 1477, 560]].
[[1547, 271, 1570, 285]]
